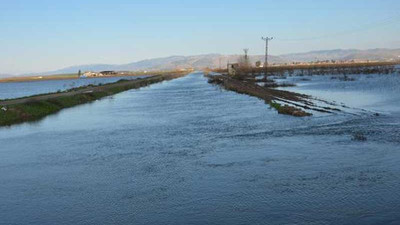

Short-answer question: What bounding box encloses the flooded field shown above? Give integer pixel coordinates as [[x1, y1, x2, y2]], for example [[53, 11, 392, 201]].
[[0, 75, 149, 100], [276, 73, 400, 113], [1, 72, 399, 224]]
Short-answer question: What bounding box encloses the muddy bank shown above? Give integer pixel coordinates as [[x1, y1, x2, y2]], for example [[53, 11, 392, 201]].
[[207, 75, 340, 117], [0, 72, 187, 126]]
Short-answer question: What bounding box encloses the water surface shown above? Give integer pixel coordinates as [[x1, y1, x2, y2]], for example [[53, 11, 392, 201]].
[[1, 72, 399, 225]]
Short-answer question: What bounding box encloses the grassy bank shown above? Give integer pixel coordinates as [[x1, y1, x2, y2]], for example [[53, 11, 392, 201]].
[[0, 73, 187, 127]]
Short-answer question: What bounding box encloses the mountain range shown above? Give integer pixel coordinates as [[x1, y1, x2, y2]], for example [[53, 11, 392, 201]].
[[21, 48, 400, 76]]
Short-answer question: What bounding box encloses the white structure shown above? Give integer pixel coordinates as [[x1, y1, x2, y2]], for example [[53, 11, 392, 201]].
[[82, 71, 102, 78], [227, 63, 239, 76]]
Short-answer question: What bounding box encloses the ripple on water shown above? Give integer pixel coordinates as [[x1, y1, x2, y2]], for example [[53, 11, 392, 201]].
[[1, 73, 400, 225]]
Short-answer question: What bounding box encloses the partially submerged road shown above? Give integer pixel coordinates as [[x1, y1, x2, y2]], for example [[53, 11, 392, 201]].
[[207, 74, 342, 117]]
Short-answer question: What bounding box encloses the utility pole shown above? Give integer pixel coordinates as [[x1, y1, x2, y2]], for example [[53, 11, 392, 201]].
[[243, 48, 249, 67], [261, 37, 273, 78], [243, 49, 249, 63]]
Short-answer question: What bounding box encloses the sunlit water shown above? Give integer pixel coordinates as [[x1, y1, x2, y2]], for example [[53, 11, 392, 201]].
[[277, 73, 400, 113], [1, 72, 400, 225], [0, 76, 149, 100]]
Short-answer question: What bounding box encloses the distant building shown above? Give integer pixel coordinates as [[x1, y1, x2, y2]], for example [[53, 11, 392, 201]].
[[82, 71, 102, 78], [227, 63, 239, 76], [99, 71, 117, 76]]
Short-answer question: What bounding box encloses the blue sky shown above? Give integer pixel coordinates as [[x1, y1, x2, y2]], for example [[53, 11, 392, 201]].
[[1, 0, 400, 74]]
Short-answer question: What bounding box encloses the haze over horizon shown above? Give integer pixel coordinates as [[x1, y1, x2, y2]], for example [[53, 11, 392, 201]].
[[1, 0, 400, 74]]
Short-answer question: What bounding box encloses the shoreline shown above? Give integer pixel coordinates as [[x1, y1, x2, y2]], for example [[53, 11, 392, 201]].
[[0, 74, 81, 83], [0, 72, 188, 127], [0, 70, 188, 83]]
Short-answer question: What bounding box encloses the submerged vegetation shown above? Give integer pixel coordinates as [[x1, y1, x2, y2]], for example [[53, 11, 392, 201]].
[[269, 101, 312, 117], [352, 132, 368, 141], [0, 73, 187, 126], [268, 101, 311, 117]]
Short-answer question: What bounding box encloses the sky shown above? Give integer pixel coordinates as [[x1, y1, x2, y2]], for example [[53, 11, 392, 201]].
[[1, 0, 400, 74]]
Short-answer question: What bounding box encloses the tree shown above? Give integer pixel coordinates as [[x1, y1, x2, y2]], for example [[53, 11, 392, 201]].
[[236, 56, 251, 79], [78, 70, 81, 77]]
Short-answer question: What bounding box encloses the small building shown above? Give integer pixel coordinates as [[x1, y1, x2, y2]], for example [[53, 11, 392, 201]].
[[227, 63, 239, 76], [82, 71, 102, 78]]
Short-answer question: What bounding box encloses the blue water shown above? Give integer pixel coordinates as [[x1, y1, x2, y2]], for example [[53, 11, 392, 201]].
[[0, 75, 149, 100], [0, 72, 400, 225], [278, 73, 400, 113]]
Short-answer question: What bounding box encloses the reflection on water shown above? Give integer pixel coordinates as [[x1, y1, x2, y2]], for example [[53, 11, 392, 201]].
[[0, 75, 149, 99], [1, 73, 400, 225]]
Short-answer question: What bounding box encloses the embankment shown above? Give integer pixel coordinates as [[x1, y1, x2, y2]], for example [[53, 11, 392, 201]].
[[0, 72, 187, 126], [207, 75, 340, 117]]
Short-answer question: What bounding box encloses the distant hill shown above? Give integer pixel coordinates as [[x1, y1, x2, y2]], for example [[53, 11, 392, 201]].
[[279, 48, 400, 62], [32, 48, 400, 75], [42, 54, 285, 75]]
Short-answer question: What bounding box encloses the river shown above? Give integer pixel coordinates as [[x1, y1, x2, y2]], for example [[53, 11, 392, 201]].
[[1, 72, 399, 225]]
